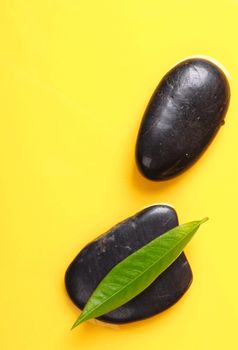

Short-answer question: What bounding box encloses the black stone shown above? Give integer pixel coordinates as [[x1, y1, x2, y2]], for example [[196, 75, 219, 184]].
[[65, 205, 192, 324], [136, 58, 230, 181]]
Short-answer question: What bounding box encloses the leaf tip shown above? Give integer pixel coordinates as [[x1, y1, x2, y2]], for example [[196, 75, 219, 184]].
[[71, 322, 78, 331], [71, 316, 84, 330]]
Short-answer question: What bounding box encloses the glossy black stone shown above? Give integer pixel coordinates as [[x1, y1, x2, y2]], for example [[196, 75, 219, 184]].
[[65, 205, 192, 324], [136, 58, 230, 180]]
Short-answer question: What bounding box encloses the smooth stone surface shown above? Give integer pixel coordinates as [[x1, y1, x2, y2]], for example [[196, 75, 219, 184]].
[[65, 205, 193, 324], [136, 58, 230, 180]]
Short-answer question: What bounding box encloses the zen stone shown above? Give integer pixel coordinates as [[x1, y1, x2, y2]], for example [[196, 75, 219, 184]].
[[65, 205, 192, 324], [136, 58, 230, 181]]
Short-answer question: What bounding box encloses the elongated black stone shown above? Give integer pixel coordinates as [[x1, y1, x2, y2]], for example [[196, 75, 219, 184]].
[[136, 58, 230, 180], [65, 205, 192, 324]]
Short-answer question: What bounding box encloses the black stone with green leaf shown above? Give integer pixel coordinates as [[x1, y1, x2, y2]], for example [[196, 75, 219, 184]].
[[65, 205, 193, 324]]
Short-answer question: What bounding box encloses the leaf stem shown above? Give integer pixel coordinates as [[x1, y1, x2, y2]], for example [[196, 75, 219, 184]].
[[200, 217, 209, 225]]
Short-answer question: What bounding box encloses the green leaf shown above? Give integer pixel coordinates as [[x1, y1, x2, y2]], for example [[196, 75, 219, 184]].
[[72, 217, 208, 329]]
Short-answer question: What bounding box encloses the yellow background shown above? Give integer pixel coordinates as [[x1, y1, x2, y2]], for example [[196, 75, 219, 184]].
[[0, 0, 238, 349]]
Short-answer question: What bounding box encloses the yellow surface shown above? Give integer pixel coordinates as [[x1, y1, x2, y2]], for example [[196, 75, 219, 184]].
[[0, 0, 238, 349]]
